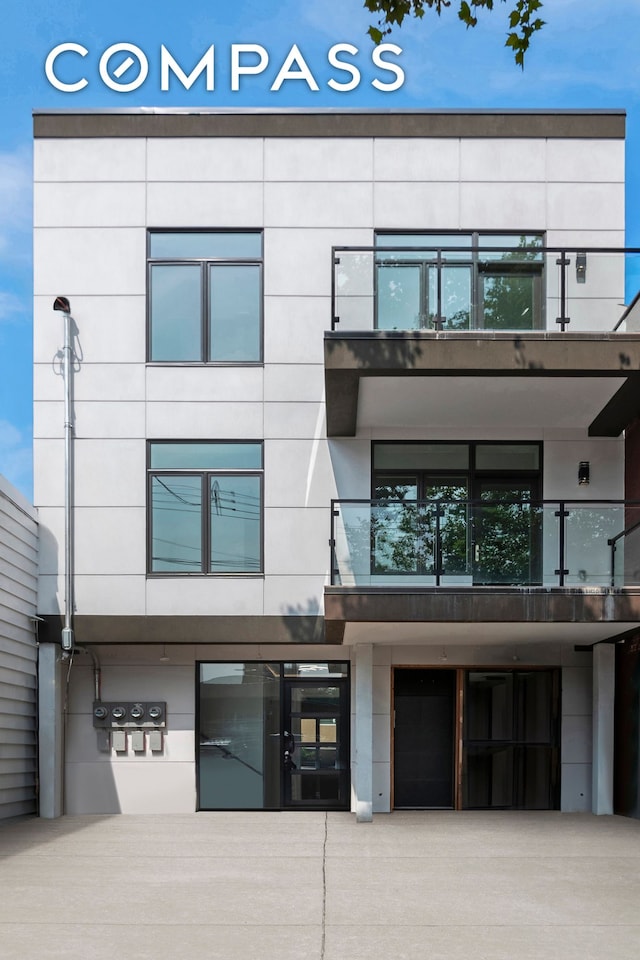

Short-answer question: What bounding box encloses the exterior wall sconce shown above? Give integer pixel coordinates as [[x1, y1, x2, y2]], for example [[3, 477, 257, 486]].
[[578, 461, 590, 485], [576, 251, 587, 283]]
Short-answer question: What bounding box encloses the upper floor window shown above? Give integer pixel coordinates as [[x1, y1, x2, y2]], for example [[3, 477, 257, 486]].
[[148, 231, 262, 363], [375, 232, 544, 332], [148, 441, 263, 575]]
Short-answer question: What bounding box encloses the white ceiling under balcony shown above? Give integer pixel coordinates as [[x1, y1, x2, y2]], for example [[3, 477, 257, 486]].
[[356, 376, 626, 431], [324, 331, 640, 436], [341, 619, 639, 647]]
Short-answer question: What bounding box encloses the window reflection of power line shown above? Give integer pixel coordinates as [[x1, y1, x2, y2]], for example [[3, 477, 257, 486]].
[[154, 476, 199, 505], [153, 555, 259, 568], [153, 536, 200, 553], [154, 480, 259, 518], [153, 499, 260, 521]]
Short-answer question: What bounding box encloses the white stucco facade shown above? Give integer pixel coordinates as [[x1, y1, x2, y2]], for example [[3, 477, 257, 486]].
[[33, 109, 638, 817]]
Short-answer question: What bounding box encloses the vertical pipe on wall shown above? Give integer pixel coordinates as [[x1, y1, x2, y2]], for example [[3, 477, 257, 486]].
[[52, 297, 76, 651], [61, 304, 74, 652]]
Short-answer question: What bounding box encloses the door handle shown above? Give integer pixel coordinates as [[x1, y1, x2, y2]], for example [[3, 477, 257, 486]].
[[283, 730, 297, 770]]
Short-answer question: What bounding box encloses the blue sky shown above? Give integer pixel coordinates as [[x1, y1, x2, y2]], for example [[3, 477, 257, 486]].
[[1, 0, 639, 498]]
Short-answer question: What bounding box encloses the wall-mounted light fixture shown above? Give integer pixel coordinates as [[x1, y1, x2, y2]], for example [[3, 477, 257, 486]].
[[578, 461, 590, 485], [576, 251, 587, 284]]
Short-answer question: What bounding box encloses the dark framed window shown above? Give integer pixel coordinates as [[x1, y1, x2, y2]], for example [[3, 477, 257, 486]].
[[148, 231, 263, 363], [375, 231, 544, 332], [148, 441, 263, 575]]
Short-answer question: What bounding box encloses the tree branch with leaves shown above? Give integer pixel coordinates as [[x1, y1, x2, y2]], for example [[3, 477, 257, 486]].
[[365, 0, 545, 67]]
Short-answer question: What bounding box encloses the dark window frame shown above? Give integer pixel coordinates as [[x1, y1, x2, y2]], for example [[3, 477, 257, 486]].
[[147, 440, 264, 577], [146, 228, 264, 365]]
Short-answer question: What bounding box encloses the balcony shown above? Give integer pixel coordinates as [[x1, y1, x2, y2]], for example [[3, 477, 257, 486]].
[[324, 498, 640, 645], [331, 242, 640, 334], [325, 245, 640, 438], [330, 498, 640, 589]]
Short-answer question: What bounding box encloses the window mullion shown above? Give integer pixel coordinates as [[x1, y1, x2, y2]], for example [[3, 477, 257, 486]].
[[203, 472, 210, 574], [202, 262, 209, 363]]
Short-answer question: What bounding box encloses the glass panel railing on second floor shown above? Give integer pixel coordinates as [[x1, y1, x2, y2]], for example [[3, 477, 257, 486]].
[[332, 246, 640, 334], [330, 499, 640, 588]]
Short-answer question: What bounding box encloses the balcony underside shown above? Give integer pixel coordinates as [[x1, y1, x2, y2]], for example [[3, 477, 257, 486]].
[[324, 585, 640, 645], [324, 331, 640, 437]]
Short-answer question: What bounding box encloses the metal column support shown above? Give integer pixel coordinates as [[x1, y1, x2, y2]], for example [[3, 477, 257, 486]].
[[354, 643, 373, 822], [38, 643, 64, 818], [592, 643, 615, 815]]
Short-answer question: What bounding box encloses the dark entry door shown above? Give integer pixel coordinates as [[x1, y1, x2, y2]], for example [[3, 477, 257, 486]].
[[394, 669, 456, 808], [282, 680, 350, 809], [462, 670, 559, 809]]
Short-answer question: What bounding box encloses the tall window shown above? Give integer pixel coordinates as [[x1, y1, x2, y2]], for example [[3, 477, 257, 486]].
[[148, 231, 262, 362], [375, 232, 544, 332], [148, 442, 263, 574]]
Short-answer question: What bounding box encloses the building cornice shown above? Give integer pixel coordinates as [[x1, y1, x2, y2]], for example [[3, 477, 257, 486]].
[[33, 108, 626, 139]]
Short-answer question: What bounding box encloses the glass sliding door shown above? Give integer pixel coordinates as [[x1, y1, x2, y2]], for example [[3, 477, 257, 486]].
[[374, 233, 543, 331], [472, 479, 541, 585]]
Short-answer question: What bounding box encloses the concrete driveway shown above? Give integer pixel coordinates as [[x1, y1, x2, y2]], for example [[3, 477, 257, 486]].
[[0, 811, 639, 959]]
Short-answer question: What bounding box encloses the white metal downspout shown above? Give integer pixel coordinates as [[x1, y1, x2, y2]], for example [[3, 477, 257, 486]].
[[54, 296, 74, 653]]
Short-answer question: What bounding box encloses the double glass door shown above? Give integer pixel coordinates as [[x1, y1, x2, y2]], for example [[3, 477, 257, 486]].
[[373, 472, 540, 585], [375, 233, 543, 332]]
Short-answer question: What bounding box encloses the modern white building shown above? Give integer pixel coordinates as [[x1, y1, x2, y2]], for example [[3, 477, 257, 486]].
[[33, 108, 640, 819], [0, 473, 38, 819]]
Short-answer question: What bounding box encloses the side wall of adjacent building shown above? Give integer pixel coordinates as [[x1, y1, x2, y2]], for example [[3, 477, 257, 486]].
[[0, 474, 38, 818]]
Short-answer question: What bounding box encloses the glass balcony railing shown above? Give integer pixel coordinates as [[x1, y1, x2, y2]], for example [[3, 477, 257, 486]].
[[331, 245, 640, 333], [330, 499, 640, 588]]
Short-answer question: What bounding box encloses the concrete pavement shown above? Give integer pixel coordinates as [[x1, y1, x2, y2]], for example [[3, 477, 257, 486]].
[[0, 811, 639, 959]]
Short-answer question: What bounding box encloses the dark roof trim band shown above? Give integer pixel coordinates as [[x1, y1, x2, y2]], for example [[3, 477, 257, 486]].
[[33, 109, 626, 140]]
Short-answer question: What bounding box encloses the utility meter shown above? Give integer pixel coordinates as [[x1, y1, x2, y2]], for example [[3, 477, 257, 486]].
[[93, 701, 167, 729]]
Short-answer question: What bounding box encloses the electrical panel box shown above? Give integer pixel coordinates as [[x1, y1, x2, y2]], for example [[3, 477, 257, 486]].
[[93, 701, 167, 729]]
